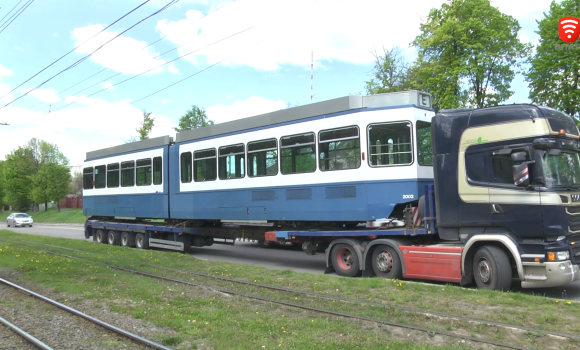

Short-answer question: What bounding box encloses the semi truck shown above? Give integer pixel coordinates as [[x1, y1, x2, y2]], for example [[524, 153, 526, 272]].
[[83, 90, 580, 291]]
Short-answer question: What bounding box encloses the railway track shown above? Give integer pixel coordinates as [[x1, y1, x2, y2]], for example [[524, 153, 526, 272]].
[[3, 239, 573, 349], [0, 276, 172, 350]]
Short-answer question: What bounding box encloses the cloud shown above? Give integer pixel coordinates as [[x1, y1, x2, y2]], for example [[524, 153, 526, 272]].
[[167, 63, 179, 74], [103, 81, 114, 89], [0, 83, 14, 103], [72, 24, 168, 75], [0, 64, 13, 77], [0, 98, 177, 165], [155, 0, 548, 71], [25, 88, 60, 103], [161, 99, 171, 104], [15, 46, 24, 51], [206, 96, 286, 124]]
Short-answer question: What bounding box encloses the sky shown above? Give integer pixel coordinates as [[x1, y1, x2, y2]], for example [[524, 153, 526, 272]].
[[0, 0, 556, 168]]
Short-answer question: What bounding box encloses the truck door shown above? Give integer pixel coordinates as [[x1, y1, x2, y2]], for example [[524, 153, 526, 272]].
[[487, 147, 543, 237]]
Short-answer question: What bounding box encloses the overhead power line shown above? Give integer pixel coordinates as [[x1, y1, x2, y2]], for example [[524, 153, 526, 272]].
[[25, 0, 237, 114], [0, 0, 25, 26], [0, 0, 152, 102], [0, 0, 34, 35]]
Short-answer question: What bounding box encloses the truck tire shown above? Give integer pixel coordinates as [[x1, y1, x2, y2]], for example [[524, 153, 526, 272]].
[[331, 243, 361, 277], [473, 246, 512, 291], [371, 245, 402, 279], [135, 233, 149, 249], [107, 230, 120, 245], [95, 230, 106, 244], [121, 232, 135, 247]]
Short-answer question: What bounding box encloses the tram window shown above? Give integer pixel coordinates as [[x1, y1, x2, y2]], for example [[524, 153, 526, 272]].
[[368, 122, 413, 167], [94, 165, 106, 189], [153, 157, 162, 185], [107, 163, 119, 188], [180, 152, 192, 183], [194, 149, 217, 182], [280, 133, 316, 174], [83, 167, 93, 190], [247, 138, 278, 177], [416, 121, 432, 166], [121, 161, 135, 187], [318, 126, 360, 171], [136, 158, 152, 186], [219, 144, 245, 180]]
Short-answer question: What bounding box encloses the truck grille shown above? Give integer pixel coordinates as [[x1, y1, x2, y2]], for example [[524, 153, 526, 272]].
[[572, 246, 580, 264]]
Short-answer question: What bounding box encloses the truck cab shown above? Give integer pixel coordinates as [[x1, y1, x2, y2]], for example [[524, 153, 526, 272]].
[[433, 104, 580, 288]]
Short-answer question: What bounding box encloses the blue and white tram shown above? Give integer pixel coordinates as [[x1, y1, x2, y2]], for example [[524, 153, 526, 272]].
[[83, 90, 434, 227]]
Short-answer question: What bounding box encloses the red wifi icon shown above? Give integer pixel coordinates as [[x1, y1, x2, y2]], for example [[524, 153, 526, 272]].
[[559, 17, 580, 43]]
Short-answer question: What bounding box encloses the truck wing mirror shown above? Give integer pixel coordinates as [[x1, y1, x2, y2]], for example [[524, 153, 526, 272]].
[[511, 151, 527, 163], [513, 163, 530, 187]]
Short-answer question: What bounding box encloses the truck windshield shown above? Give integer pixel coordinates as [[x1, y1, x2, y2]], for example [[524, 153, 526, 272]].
[[541, 149, 580, 188]]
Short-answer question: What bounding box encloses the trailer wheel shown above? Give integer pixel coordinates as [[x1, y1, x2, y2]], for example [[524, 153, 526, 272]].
[[107, 230, 120, 245], [331, 243, 361, 277], [371, 245, 402, 279], [135, 233, 149, 249], [473, 246, 512, 291], [95, 230, 106, 244], [120, 232, 135, 247]]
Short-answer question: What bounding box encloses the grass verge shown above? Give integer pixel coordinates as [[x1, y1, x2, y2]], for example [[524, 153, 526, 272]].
[[0, 230, 579, 349], [0, 208, 85, 224]]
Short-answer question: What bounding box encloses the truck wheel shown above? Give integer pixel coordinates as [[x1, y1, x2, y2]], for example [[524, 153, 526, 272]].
[[121, 232, 135, 247], [95, 230, 106, 244], [331, 243, 361, 277], [473, 246, 512, 291], [135, 233, 149, 249], [107, 230, 120, 245], [371, 245, 402, 279]]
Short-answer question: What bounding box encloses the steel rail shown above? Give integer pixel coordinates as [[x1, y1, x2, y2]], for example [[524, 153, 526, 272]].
[[0, 314, 53, 350], [30, 241, 580, 342], [0, 277, 173, 350]]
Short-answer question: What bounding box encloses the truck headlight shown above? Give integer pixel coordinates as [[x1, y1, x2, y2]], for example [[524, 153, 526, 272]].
[[547, 251, 570, 261]]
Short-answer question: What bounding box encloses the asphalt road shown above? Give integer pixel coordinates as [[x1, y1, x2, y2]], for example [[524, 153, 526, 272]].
[[4, 223, 580, 301]]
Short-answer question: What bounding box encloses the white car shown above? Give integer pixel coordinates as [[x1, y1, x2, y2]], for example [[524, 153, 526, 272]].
[[6, 213, 34, 227]]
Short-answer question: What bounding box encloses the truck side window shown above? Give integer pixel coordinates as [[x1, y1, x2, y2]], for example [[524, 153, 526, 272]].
[[465, 152, 488, 182], [83, 167, 93, 190], [368, 122, 413, 166], [491, 154, 514, 184], [318, 126, 360, 171]]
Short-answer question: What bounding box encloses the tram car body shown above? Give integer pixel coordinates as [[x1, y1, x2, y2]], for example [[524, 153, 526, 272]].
[[83, 91, 435, 225]]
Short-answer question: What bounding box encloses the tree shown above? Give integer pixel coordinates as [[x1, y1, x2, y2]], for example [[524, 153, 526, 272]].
[[45, 163, 71, 212], [411, 0, 531, 110], [3, 146, 35, 211], [365, 46, 415, 94], [136, 110, 155, 141], [174, 105, 214, 132], [525, 0, 580, 120], [0, 161, 5, 208], [69, 172, 83, 196]]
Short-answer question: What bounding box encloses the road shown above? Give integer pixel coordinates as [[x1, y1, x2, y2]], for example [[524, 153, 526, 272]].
[[3, 223, 580, 301]]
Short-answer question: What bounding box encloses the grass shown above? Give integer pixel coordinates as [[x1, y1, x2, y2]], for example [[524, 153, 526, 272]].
[[0, 230, 579, 349], [0, 208, 85, 224]]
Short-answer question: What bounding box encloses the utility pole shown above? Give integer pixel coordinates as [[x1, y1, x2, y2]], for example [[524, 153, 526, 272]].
[[311, 51, 314, 103]]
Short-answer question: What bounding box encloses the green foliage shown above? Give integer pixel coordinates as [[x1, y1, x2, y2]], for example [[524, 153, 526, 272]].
[[3, 146, 34, 211], [525, 0, 580, 120], [365, 46, 416, 94], [412, 0, 531, 110], [136, 110, 155, 141], [34, 163, 71, 211], [174, 105, 214, 132], [0, 161, 5, 207], [3, 139, 69, 211]]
